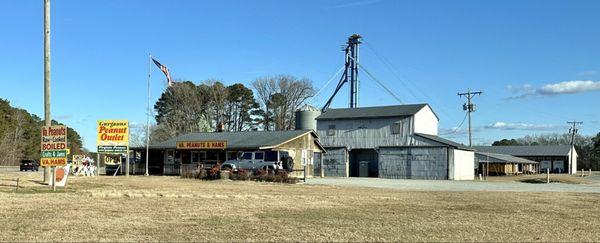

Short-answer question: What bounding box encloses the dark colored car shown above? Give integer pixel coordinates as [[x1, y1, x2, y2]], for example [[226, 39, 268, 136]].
[[20, 159, 39, 171]]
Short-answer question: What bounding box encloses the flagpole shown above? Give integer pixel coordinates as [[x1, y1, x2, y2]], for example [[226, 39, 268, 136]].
[[145, 53, 151, 176]]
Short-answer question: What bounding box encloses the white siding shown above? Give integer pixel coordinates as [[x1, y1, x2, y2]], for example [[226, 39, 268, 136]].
[[413, 105, 438, 135], [570, 147, 578, 174], [449, 149, 474, 180]]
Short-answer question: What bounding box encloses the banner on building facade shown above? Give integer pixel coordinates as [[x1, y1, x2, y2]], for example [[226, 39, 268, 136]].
[[176, 141, 227, 149]]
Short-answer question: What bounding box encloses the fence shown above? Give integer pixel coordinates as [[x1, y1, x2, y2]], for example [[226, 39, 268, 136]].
[[0, 178, 20, 191]]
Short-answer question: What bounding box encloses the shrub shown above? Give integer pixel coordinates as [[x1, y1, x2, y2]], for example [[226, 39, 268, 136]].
[[207, 165, 221, 180], [228, 169, 298, 184], [197, 168, 208, 179], [254, 169, 269, 182], [181, 166, 200, 179], [230, 169, 251, 181]]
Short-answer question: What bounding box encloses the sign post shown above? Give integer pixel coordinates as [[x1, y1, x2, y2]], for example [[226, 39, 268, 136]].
[[97, 120, 129, 176], [41, 125, 67, 191]]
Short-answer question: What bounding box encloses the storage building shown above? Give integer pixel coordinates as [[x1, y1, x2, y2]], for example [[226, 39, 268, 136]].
[[311, 104, 475, 180]]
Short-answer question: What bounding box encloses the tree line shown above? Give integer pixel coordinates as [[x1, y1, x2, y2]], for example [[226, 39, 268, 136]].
[[148, 74, 315, 143], [0, 99, 84, 165], [492, 133, 600, 170]]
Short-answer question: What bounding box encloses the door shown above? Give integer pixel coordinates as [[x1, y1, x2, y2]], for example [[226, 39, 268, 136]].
[[540, 160, 551, 172], [254, 152, 265, 169], [349, 149, 379, 177], [553, 160, 564, 173], [191, 151, 200, 164], [238, 152, 253, 170]]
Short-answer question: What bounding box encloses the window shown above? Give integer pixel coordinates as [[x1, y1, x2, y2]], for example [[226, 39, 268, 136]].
[[391, 122, 402, 135], [265, 151, 278, 161], [301, 150, 307, 166], [242, 152, 252, 160], [254, 152, 264, 160], [226, 151, 239, 160], [327, 124, 336, 136]]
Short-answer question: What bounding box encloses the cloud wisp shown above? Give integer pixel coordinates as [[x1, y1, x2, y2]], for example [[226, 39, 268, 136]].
[[330, 0, 381, 9], [577, 70, 597, 77], [484, 121, 566, 131], [506, 80, 600, 99], [440, 121, 565, 136], [54, 114, 73, 120]]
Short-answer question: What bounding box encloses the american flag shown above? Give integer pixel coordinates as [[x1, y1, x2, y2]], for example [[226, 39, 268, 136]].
[[151, 58, 174, 86]]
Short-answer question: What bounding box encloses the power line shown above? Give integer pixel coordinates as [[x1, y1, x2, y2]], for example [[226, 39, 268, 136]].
[[362, 40, 455, 119], [356, 61, 403, 104], [363, 41, 420, 102], [440, 112, 469, 135], [313, 65, 345, 107]]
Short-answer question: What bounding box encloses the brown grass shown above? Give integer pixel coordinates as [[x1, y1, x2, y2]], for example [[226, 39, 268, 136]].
[[1, 172, 600, 242]]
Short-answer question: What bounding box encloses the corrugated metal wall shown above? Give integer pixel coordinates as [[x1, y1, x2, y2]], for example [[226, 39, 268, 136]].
[[379, 147, 448, 180], [321, 148, 348, 177], [317, 117, 416, 149]]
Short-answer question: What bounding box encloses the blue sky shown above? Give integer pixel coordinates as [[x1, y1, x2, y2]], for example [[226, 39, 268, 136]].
[[1, 0, 599, 150]]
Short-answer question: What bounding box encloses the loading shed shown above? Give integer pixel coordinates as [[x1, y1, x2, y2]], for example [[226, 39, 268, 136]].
[[475, 152, 539, 176], [474, 145, 577, 174]]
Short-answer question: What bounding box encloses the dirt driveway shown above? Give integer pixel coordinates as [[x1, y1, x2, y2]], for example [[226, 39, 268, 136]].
[[306, 175, 600, 193]]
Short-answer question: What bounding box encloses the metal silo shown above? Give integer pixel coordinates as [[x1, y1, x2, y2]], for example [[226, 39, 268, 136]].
[[295, 104, 320, 131]]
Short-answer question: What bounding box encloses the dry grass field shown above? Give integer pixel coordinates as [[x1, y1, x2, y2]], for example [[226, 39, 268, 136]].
[[1, 171, 600, 242], [485, 173, 595, 184]]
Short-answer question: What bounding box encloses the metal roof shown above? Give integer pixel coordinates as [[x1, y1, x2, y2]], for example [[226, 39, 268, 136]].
[[316, 104, 436, 120], [475, 152, 539, 164], [412, 133, 473, 151], [473, 145, 572, 157], [139, 130, 325, 151]]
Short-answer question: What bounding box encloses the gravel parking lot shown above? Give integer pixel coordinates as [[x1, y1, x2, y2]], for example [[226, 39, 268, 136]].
[[306, 176, 600, 193]]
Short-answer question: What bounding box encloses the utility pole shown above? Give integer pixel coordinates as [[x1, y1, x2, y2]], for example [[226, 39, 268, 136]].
[[567, 120, 583, 175], [457, 89, 482, 147], [43, 0, 52, 184], [145, 54, 151, 176]]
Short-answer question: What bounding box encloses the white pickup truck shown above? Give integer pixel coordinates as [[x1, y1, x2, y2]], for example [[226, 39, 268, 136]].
[[221, 151, 294, 172]]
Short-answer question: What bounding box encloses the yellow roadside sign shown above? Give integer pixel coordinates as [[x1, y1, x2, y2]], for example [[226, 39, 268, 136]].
[[97, 120, 129, 153]]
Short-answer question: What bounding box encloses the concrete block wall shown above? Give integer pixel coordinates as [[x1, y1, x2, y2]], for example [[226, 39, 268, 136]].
[[379, 147, 448, 180]]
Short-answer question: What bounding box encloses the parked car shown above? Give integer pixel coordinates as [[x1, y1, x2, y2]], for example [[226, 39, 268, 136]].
[[221, 151, 293, 172], [20, 159, 39, 171]]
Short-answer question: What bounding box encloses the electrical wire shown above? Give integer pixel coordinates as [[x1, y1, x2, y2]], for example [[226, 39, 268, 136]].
[[362, 40, 456, 119], [312, 65, 346, 107], [355, 61, 403, 104], [314, 65, 345, 98], [440, 112, 468, 135], [363, 41, 421, 102]]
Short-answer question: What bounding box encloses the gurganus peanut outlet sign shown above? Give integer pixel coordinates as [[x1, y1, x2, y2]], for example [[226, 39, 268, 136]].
[[97, 120, 129, 153], [40, 125, 68, 166]]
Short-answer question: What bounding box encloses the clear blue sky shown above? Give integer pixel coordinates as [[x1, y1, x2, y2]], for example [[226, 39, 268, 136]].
[[1, 0, 599, 151]]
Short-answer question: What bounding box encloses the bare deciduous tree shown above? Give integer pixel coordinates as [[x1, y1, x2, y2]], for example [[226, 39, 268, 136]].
[[252, 75, 315, 131]]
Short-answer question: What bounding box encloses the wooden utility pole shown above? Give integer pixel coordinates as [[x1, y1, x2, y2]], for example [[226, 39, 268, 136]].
[[567, 120, 582, 175], [457, 89, 482, 147], [43, 0, 52, 184]]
